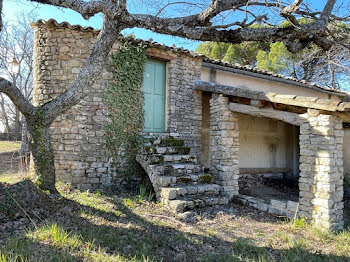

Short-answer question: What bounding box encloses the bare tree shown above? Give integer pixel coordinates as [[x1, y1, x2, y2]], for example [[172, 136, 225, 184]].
[[0, 0, 348, 193], [0, 12, 35, 153]]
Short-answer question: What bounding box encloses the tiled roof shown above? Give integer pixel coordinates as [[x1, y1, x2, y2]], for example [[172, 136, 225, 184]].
[[31, 19, 346, 96]]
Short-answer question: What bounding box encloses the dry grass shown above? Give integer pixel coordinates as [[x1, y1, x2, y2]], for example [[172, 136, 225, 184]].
[[0, 156, 350, 261], [0, 174, 349, 261], [0, 141, 20, 154], [0, 141, 23, 177]]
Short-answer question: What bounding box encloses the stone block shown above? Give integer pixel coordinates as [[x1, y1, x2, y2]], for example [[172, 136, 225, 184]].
[[270, 199, 287, 209], [287, 201, 299, 212], [268, 206, 285, 216]]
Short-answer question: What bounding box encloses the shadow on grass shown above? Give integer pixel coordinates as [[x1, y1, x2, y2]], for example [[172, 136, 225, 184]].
[[1, 237, 79, 262], [1, 180, 349, 262], [0, 151, 20, 176]]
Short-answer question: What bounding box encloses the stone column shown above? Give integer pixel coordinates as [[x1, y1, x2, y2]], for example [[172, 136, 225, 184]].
[[299, 112, 344, 231], [210, 94, 239, 198]]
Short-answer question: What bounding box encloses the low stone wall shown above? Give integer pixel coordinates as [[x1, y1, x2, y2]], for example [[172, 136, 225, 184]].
[[236, 194, 299, 218], [0, 133, 21, 141]]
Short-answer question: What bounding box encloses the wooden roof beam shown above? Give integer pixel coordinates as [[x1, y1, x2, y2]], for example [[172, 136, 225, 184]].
[[229, 102, 303, 126], [195, 80, 341, 112]]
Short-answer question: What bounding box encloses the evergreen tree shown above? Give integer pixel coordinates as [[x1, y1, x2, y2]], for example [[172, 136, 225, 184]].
[[195, 21, 350, 90]]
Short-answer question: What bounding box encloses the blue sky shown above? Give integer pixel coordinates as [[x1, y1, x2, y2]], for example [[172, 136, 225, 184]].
[[2, 0, 336, 51], [3, 0, 201, 50]]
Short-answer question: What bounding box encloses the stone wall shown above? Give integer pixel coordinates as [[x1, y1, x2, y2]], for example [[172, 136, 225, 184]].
[[343, 127, 350, 184], [166, 55, 202, 155], [32, 22, 202, 188], [0, 132, 21, 141], [238, 114, 299, 175], [299, 112, 344, 231], [209, 94, 239, 198], [237, 195, 299, 218]]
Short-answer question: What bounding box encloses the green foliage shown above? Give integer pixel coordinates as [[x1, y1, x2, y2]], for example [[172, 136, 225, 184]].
[[280, 18, 315, 28], [195, 20, 350, 90], [196, 41, 268, 66], [105, 39, 147, 174], [138, 185, 154, 202], [224, 42, 269, 66], [209, 42, 230, 60], [195, 41, 212, 57], [256, 42, 292, 74], [291, 217, 308, 229]]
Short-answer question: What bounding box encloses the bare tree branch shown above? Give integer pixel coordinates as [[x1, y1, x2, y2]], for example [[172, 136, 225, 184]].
[[29, 0, 115, 19], [25, 0, 343, 53], [40, 17, 123, 125], [280, 0, 303, 27], [0, 78, 35, 117], [320, 0, 338, 24]]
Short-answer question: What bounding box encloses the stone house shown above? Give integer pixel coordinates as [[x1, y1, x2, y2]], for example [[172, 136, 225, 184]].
[[31, 19, 350, 231]]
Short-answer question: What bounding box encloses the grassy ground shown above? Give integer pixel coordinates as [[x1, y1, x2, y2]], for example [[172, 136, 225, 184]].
[[0, 141, 22, 177], [0, 141, 20, 153], [0, 144, 350, 261]]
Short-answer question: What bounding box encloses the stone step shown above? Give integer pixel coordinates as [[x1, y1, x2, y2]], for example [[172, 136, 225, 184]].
[[137, 154, 198, 165], [140, 146, 191, 155], [164, 163, 204, 176], [165, 194, 230, 213], [157, 173, 213, 187], [160, 184, 222, 200], [143, 137, 185, 147], [159, 138, 185, 147], [142, 132, 180, 140], [138, 154, 199, 165], [163, 154, 198, 163]]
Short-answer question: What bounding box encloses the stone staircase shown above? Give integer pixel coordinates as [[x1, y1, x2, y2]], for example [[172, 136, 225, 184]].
[[136, 134, 230, 213]]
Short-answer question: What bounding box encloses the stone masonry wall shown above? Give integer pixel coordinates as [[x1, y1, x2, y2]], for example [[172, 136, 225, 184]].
[[209, 94, 239, 198], [32, 22, 202, 188], [299, 112, 344, 231], [167, 56, 202, 155]]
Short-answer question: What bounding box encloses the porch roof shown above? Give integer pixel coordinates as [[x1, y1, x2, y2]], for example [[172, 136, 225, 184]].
[[195, 80, 350, 113]]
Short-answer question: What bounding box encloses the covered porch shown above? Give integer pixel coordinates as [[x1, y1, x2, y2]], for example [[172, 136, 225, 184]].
[[196, 80, 350, 231]]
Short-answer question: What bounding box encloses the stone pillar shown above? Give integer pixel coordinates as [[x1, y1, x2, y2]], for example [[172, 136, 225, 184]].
[[299, 112, 344, 231], [210, 94, 239, 198]]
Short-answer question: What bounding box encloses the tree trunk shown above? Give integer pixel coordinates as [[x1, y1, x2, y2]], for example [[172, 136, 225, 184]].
[[20, 119, 29, 154], [0, 93, 10, 133], [19, 119, 29, 172], [28, 116, 57, 193], [13, 107, 21, 135]]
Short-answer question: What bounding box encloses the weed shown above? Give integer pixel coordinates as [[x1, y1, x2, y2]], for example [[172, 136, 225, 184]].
[[139, 185, 147, 201], [256, 229, 265, 237], [123, 197, 138, 208], [291, 217, 307, 229], [138, 185, 155, 202]]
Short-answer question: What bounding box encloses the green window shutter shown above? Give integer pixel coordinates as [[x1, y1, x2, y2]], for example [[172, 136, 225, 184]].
[[143, 59, 166, 132]]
